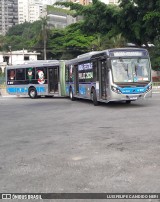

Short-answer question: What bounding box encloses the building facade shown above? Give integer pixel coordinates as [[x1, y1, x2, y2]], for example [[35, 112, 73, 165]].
[[29, 4, 43, 23], [69, 0, 91, 5], [47, 14, 77, 29], [67, 0, 119, 5], [0, 0, 119, 36], [18, 0, 44, 24], [0, 50, 40, 72], [18, 0, 55, 24], [18, 0, 29, 24], [0, 0, 18, 35], [99, 0, 119, 4]]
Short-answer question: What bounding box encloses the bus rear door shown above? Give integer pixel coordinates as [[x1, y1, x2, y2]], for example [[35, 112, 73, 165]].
[[48, 67, 59, 93], [73, 64, 79, 95]]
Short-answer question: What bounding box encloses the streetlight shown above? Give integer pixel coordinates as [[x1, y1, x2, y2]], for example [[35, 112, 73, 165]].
[[8, 46, 12, 65]]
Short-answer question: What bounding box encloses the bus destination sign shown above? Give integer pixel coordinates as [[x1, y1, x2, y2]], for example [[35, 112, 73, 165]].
[[110, 51, 146, 57]]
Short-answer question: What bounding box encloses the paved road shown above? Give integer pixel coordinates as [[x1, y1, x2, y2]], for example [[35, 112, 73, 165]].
[[0, 95, 160, 202]]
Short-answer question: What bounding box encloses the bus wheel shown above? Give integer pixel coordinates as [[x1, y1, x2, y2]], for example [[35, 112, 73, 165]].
[[126, 100, 131, 104], [69, 88, 75, 101], [29, 88, 37, 99], [92, 89, 99, 106]]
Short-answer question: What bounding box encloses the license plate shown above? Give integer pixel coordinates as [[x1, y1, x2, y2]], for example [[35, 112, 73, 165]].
[[129, 97, 137, 100]]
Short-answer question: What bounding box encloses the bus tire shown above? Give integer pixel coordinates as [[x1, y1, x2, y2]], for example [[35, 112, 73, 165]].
[[29, 87, 37, 99], [92, 89, 99, 106], [69, 88, 75, 101]]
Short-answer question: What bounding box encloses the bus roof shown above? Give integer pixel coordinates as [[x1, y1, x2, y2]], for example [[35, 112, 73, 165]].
[[23, 60, 59, 64], [77, 51, 101, 58], [6, 60, 60, 69], [66, 48, 149, 64]]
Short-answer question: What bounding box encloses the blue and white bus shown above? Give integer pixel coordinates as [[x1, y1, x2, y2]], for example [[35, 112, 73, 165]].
[[6, 60, 66, 98], [65, 48, 152, 105]]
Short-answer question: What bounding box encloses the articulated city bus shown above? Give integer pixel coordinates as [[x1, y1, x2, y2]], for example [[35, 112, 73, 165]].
[[65, 48, 152, 105], [6, 60, 66, 98]]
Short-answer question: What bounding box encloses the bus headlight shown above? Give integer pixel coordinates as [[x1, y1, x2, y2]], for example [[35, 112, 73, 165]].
[[111, 86, 122, 94], [145, 84, 152, 92]]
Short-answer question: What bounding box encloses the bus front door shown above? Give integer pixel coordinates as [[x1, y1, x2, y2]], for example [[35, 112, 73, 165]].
[[48, 67, 59, 93], [99, 60, 107, 100], [74, 65, 79, 95]]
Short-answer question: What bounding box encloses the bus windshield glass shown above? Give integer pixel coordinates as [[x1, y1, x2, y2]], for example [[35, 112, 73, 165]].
[[111, 58, 150, 83]]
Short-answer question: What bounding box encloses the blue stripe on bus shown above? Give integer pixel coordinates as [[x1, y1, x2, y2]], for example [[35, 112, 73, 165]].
[[7, 88, 17, 93], [17, 88, 28, 93], [66, 82, 148, 95], [119, 86, 147, 94], [36, 87, 46, 93], [7, 87, 28, 93], [66, 86, 69, 94], [79, 86, 86, 94], [7, 87, 46, 94], [66, 86, 86, 95]]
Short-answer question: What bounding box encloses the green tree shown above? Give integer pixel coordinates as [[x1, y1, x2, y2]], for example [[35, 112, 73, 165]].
[[0, 35, 6, 51], [48, 25, 95, 59], [6, 22, 31, 36], [55, 0, 119, 36], [64, 26, 95, 54], [39, 17, 49, 60], [118, 0, 159, 46], [3, 0, 160, 62], [48, 29, 66, 59], [90, 33, 126, 51], [4, 21, 42, 51]]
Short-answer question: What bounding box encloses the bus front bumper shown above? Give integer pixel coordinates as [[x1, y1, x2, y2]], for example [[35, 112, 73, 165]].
[[109, 90, 152, 102]]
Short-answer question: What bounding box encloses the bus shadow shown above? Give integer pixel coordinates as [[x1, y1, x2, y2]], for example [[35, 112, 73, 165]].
[[16, 96, 67, 100], [74, 98, 150, 108], [15, 96, 152, 108]]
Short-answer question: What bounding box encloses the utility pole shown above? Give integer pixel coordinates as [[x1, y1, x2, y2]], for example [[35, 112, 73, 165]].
[[8, 46, 12, 65], [42, 17, 47, 60], [43, 24, 47, 60]]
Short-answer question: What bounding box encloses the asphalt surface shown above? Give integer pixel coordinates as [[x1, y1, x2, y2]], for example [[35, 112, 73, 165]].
[[0, 95, 160, 202]]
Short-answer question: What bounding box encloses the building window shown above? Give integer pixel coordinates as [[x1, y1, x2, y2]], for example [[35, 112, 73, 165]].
[[3, 56, 9, 65], [24, 56, 29, 60], [16, 68, 25, 80]]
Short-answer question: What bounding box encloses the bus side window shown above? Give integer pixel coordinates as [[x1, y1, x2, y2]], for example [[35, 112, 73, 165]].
[[36, 67, 47, 84], [8, 69, 15, 80], [85, 62, 93, 83], [26, 68, 35, 81], [69, 65, 73, 82], [92, 60, 98, 81], [78, 63, 85, 83], [16, 68, 25, 80]]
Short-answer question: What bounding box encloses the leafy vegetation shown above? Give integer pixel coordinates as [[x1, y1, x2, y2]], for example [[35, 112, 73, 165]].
[[47, 5, 74, 15], [0, 0, 160, 68]]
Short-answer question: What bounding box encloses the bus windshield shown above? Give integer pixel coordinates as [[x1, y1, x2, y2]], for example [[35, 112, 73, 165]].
[[111, 58, 150, 83]]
